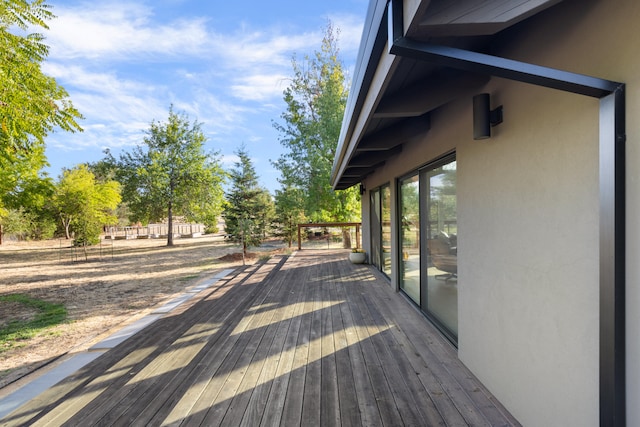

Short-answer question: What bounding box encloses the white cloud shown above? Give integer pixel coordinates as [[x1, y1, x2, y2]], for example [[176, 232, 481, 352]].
[[42, 62, 165, 130], [221, 154, 240, 166], [47, 2, 209, 60], [41, 0, 363, 189], [230, 73, 289, 101], [214, 31, 318, 69]]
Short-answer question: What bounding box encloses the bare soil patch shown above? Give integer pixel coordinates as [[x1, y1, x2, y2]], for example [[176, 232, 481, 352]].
[[0, 234, 284, 388], [0, 302, 38, 329]]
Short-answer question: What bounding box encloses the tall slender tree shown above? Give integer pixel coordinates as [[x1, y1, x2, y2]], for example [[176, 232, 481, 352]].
[[115, 107, 226, 246], [224, 146, 273, 257], [272, 23, 360, 225]]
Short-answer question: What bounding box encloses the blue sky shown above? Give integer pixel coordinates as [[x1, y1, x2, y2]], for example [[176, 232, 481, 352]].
[[42, 0, 369, 192]]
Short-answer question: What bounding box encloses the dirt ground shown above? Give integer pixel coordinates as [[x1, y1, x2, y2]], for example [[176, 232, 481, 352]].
[[0, 234, 284, 389]]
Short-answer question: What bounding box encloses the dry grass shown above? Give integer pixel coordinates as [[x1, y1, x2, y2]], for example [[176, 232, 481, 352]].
[[0, 234, 283, 388]]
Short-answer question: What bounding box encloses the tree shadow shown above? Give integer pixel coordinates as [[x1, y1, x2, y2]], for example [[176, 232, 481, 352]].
[[0, 251, 519, 426]]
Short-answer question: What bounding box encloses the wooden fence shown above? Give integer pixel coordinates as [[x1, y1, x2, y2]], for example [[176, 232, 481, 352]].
[[297, 222, 361, 250], [103, 223, 206, 240]]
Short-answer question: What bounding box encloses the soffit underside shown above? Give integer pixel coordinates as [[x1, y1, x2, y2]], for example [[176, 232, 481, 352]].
[[333, 0, 563, 190]]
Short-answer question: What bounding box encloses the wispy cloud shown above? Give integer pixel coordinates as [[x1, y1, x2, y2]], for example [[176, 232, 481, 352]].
[[47, 2, 210, 60], [42, 0, 367, 190]]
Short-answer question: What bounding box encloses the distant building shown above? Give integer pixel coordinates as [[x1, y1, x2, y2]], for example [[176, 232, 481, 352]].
[[331, 1, 635, 425]]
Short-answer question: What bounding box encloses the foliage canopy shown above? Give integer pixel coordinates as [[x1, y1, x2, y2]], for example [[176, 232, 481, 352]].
[[53, 164, 121, 245], [272, 23, 360, 224], [0, 0, 82, 155], [274, 185, 306, 248], [115, 107, 226, 246], [0, 0, 82, 243]]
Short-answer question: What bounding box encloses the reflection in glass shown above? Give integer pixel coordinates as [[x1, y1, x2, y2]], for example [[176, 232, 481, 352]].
[[426, 160, 458, 337], [370, 189, 381, 269], [400, 175, 420, 303], [381, 185, 391, 276]]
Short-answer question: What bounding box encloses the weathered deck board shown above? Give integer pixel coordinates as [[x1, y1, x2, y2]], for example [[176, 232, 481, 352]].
[[1, 250, 521, 427]]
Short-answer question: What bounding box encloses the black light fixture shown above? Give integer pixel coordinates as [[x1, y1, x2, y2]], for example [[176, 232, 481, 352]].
[[359, 183, 366, 195], [473, 93, 503, 140]]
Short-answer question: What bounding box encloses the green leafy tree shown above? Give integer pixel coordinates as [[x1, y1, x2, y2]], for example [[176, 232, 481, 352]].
[[0, 0, 82, 243], [0, 0, 82, 155], [116, 107, 226, 246], [0, 208, 33, 240], [0, 145, 56, 242], [223, 146, 272, 256], [86, 154, 131, 227], [255, 187, 275, 240], [272, 23, 360, 225], [274, 185, 306, 248], [53, 165, 121, 245]]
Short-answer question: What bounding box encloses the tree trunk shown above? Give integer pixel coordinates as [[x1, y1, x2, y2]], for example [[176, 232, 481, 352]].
[[342, 228, 352, 249], [63, 219, 71, 239], [167, 202, 174, 246], [242, 240, 247, 266]]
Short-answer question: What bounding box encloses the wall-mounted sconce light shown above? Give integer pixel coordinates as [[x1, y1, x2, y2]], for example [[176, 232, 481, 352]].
[[473, 93, 503, 140], [359, 183, 366, 195]]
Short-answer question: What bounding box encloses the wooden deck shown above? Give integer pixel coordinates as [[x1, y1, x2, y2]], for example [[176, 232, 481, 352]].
[[1, 250, 520, 426]]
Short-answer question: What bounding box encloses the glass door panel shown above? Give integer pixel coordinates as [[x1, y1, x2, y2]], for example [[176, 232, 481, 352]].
[[400, 175, 420, 303], [370, 189, 382, 269], [424, 160, 458, 338], [381, 185, 392, 276]]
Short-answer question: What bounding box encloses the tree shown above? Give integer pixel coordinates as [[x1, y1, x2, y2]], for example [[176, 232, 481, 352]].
[[116, 107, 225, 246], [0, 0, 82, 155], [0, 0, 82, 243], [254, 188, 275, 240], [223, 146, 273, 257], [86, 154, 131, 226], [274, 185, 306, 248], [0, 144, 56, 242], [53, 165, 120, 245], [1, 208, 33, 241], [272, 23, 360, 224]]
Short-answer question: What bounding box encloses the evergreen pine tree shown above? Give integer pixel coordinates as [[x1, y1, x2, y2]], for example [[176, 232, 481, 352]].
[[224, 146, 273, 257]]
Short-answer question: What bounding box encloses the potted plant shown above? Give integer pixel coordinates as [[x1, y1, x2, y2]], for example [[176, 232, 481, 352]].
[[349, 248, 366, 264]]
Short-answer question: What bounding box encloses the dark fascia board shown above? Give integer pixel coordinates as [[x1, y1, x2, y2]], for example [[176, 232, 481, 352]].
[[330, 0, 389, 188]]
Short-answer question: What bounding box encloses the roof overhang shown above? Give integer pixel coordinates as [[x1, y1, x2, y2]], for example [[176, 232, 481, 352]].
[[331, 0, 563, 190]]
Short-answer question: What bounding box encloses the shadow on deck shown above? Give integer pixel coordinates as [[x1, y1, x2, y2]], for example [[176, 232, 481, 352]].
[[1, 250, 520, 426]]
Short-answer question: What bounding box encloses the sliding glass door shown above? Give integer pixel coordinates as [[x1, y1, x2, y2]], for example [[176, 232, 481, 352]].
[[399, 155, 458, 341], [381, 185, 391, 276], [423, 159, 458, 338], [370, 184, 391, 277], [370, 189, 381, 269], [400, 174, 420, 303]]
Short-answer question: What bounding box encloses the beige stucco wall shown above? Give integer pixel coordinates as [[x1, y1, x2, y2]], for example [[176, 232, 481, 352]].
[[458, 84, 599, 426], [360, 0, 640, 425]]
